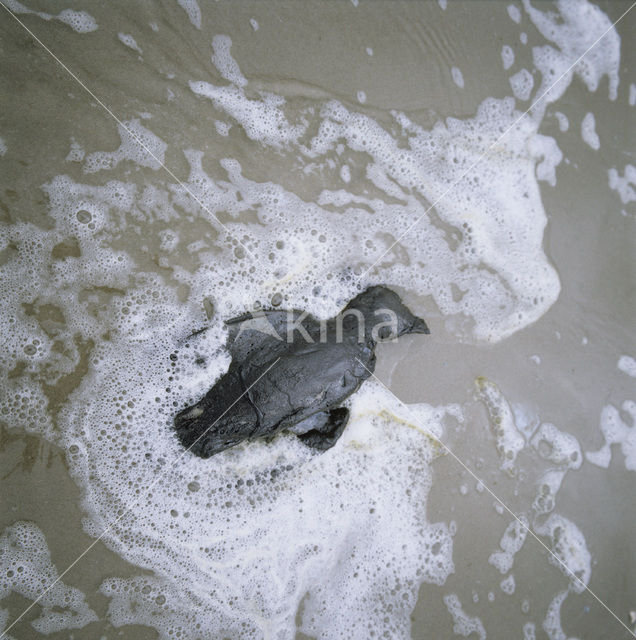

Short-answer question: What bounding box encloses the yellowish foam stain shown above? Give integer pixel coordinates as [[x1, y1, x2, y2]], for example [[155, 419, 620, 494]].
[[347, 406, 446, 457]]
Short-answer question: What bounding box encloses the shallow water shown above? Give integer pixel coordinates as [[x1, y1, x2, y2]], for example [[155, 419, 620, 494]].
[[0, 1, 635, 638]]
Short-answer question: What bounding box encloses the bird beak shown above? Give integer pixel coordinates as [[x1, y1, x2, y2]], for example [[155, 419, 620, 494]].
[[410, 317, 430, 334]]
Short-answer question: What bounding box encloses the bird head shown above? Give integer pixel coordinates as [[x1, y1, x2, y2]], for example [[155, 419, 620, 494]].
[[346, 286, 430, 342]]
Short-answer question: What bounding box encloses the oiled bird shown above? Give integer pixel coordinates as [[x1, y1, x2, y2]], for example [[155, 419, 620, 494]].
[[174, 286, 429, 457]]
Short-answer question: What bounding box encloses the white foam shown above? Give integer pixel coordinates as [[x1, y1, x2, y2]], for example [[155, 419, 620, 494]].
[[530, 422, 582, 469], [0, 522, 97, 634], [554, 111, 569, 132], [524, 0, 620, 119], [542, 589, 576, 640], [510, 68, 534, 101], [177, 0, 201, 29], [211, 35, 247, 87], [533, 469, 566, 515], [118, 33, 143, 55], [451, 66, 465, 88], [523, 621, 536, 639], [618, 355, 636, 377], [192, 46, 562, 341], [0, 137, 6, 156], [443, 594, 487, 639], [534, 514, 590, 592], [580, 112, 599, 150], [249, 18, 259, 31], [357, 90, 367, 104], [201, 40, 561, 339], [608, 165, 636, 204], [2, 0, 98, 32], [438, 0, 447, 10], [0, 172, 460, 635], [500, 573, 515, 594], [67, 368, 455, 638], [84, 119, 166, 173], [586, 401, 636, 471], [630, 83, 636, 107], [476, 378, 526, 471], [56, 9, 98, 33], [507, 4, 521, 24], [489, 517, 529, 574], [65, 137, 84, 162], [501, 45, 515, 70], [366, 47, 373, 56], [214, 120, 231, 136]]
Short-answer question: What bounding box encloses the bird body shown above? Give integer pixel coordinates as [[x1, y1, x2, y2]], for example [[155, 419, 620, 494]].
[[174, 286, 429, 457]]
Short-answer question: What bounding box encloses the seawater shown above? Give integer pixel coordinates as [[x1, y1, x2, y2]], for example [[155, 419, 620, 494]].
[[0, 1, 633, 639]]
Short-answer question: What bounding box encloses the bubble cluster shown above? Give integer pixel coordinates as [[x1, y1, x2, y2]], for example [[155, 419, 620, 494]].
[[3, 1, 98, 33], [476, 378, 525, 471], [488, 517, 529, 575]]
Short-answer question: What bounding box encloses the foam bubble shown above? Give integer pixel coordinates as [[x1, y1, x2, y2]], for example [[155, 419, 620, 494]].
[[84, 119, 166, 173], [489, 517, 529, 574], [507, 4, 521, 24], [3, 0, 98, 33], [500, 573, 516, 594], [211, 35, 247, 87], [533, 469, 566, 515], [443, 594, 487, 639], [118, 33, 143, 55], [618, 355, 636, 377], [534, 514, 590, 592], [530, 422, 582, 469], [501, 45, 515, 70], [523, 621, 536, 639], [65, 137, 84, 162], [586, 401, 636, 471], [554, 111, 569, 132], [608, 165, 636, 205], [177, 0, 201, 30], [451, 66, 465, 88], [580, 112, 599, 150], [510, 68, 534, 101], [542, 589, 574, 640], [476, 378, 526, 471], [56, 9, 98, 33], [525, 0, 620, 117]]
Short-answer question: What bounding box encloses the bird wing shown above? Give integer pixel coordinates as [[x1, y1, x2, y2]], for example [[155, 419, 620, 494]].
[[225, 310, 290, 362]]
